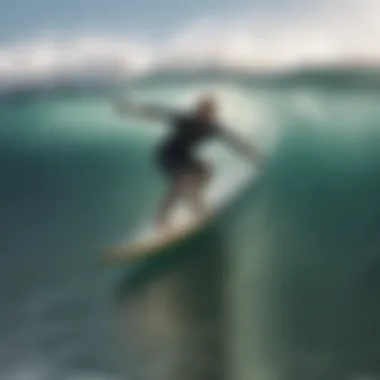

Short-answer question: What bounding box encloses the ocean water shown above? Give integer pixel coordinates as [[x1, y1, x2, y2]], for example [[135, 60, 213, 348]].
[[1, 69, 380, 380]]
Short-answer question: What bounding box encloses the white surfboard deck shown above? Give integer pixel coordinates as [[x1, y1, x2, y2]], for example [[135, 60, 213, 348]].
[[103, 213, 213, 263], [102, 162, 256, 264]]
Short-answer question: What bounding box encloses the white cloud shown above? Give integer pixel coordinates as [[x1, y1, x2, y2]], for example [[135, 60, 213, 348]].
[[161, 0, 380, 69], [0, 0, 379, 84]]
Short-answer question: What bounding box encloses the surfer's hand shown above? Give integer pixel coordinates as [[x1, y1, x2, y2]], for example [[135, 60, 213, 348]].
[[255, 154, 266, 170], [239, 144, 264, 168], [114, 100, 156, 119], [114, 99, 132, 115], [114, 99, 170, 121]]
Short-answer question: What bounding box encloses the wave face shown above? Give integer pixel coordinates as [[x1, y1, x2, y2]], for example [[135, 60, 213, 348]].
[[0, 71, 380, 380]]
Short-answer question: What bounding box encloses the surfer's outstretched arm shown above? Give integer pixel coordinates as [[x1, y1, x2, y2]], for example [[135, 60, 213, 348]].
[[219, 127, 264, 167], [114, 99, 174, 121]]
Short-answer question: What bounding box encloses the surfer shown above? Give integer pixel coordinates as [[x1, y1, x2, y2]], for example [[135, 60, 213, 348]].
[[115, 95, 263, 231]]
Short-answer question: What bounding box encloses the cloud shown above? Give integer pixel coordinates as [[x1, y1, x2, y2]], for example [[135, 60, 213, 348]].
[[161, 0, 380, 69], [0, 0, 379, 84]]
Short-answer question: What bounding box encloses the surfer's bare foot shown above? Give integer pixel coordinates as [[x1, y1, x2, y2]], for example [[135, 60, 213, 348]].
[[155, 215, 169, 234], [197, 207, 211, 222], [187, 186, 208, 220]]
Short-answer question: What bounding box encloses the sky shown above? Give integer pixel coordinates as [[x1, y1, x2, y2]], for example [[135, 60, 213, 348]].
[[0, 0, 379, 81], [1, 0, 287, 42]]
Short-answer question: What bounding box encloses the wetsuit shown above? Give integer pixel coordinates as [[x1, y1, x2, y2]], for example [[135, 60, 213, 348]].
[[156, 113, 222, 178]]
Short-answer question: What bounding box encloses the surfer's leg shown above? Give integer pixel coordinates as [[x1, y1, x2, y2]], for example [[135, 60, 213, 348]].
[[186, 162, 212, 218], [156, 176, 187, 230], [156, 147, 187, 230]]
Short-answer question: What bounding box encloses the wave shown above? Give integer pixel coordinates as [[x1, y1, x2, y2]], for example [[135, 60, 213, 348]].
[[2, 65, 380, 104]]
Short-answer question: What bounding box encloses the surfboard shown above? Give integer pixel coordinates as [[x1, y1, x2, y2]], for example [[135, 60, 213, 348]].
[[102, 164, 258, 265], [102, 212, 215, 264]]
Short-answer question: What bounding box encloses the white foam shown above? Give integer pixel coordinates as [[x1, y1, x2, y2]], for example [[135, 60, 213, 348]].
[[0, 0, 379, 84]]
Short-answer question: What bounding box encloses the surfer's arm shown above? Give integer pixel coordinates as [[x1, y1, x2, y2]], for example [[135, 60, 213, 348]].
[[219, 127, 264, 167], [114, 99, 174, 121]]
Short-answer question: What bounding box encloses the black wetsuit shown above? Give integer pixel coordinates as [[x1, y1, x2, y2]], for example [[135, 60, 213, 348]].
[[156, 113, 222, 178]]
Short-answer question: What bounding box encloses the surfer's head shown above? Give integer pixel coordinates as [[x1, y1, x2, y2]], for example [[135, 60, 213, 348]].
[[196, 95, 217, 121]]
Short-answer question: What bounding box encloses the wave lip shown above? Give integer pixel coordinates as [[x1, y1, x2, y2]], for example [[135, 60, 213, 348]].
[[2, 65, 380, 103], [1, 0, 380, 91]]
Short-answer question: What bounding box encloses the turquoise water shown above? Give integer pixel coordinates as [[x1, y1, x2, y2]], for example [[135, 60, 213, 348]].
[[1, 70, 380, 379]]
